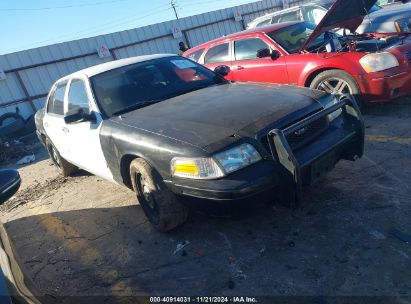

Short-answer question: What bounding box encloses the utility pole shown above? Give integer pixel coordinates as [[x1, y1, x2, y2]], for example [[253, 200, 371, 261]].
[[170, 0, 179, 19]]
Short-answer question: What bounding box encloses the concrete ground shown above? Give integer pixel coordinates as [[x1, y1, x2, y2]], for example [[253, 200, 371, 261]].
[[1, 97, 411, 303]]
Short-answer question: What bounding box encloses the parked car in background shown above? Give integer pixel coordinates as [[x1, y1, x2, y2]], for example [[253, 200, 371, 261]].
[[247, 0, 411, 34], [184, 0, 411, 105], [35, 54, 364, 231], [358, 1, 411, 33]]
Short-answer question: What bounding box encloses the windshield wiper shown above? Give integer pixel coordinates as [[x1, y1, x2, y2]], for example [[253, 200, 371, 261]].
[[112, 99, 163, 116]]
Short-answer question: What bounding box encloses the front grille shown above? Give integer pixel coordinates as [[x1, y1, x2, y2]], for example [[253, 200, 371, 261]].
[[406, 50, 411, 63], [261, 116, 329, 154], [285, 116, 328, 150]]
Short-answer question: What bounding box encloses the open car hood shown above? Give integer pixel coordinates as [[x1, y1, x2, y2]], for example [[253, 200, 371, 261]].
[[300, 0, 378, 52]]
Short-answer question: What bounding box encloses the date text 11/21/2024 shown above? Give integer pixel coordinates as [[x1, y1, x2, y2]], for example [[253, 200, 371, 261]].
[[149, 296, 258, 303]]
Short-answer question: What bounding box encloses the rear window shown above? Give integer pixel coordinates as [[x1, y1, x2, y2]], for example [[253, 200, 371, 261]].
[[186, 48, 204, 62], [204, 43, 230, 64]]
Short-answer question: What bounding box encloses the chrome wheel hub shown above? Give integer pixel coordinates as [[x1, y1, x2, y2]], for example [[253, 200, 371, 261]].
[[318, 78, 353, 95]]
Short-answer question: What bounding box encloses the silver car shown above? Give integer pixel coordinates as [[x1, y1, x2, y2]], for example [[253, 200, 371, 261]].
[[247, 0, 411, 34]]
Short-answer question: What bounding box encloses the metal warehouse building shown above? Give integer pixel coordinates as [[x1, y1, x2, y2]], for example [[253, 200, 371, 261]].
[[0, 0, 307, 120]]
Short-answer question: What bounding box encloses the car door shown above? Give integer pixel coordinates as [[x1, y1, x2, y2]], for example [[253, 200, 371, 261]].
[[203, 42, 235, 80], [63, 78, 113, 181], [231, 36, 289, 84], [43, 82, 69, 157]]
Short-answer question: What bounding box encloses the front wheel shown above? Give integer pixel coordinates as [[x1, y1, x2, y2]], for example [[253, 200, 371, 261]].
[[309, 69, 363, 109], [130, 158, 188, 232]]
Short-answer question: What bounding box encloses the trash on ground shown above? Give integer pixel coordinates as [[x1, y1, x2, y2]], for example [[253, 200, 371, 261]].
[[173, 240, 190, 254], [16, 153, 35, 165]]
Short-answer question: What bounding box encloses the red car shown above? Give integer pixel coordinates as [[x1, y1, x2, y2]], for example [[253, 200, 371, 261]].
[[184, 0, 411, 105]]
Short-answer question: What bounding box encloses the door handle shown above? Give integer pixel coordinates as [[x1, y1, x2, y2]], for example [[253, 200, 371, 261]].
[[62, 127, 69, 133], [236, 66, 245, 70]]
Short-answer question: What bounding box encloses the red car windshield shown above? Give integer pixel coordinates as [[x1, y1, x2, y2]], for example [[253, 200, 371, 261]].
[[267, 22, 326, 53]]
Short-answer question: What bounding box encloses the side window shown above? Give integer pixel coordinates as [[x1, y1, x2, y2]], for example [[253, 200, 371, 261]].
[[67, 80, 90, 113], [272, 11, 299, 23], [187, 49, 205, 62], [234, 38, 270, 61], [204, 43, 230, 64], [47, 83, 66, 115]]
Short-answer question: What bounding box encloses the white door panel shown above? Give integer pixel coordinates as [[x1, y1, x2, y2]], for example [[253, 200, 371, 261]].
[[64, 116, 113, 180], [64, 78, 113, 181]]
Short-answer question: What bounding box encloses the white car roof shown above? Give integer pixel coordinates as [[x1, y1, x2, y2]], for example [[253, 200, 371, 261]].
[[56, 54, 175, 82], [249, 6, 301, 25]]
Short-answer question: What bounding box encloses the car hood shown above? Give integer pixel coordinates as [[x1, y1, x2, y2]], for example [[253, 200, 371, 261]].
[[301, 0, 378, 51], [110, 83, 325, 152]]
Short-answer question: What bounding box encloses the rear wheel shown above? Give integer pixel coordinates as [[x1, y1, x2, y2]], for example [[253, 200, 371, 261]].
[[46, 139, 77, 177], [309, 69, 363, 109], [130, 158, 188, 232]]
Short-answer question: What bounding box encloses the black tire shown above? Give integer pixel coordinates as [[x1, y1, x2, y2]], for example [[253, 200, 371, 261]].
[[309, 69, 363, 109], [0, 113, 25, 139], [130, 158, 188, 232], [45, 139, 77, 177]]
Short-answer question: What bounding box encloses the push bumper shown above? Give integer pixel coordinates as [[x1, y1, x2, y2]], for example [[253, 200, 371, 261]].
[[166, 96, 364, 209], [358, 67, 411, 103], [267, 96, 364, 204]]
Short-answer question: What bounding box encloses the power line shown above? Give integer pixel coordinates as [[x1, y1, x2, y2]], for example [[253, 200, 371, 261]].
[[1, 5, 168, 54], [0, 0, 134, 11]]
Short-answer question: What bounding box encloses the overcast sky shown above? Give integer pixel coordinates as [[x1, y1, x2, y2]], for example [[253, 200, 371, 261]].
[[0, 0, 260, 55]]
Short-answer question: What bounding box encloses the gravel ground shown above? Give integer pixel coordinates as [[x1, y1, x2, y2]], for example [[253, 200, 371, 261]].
[[1, 97, 411, 303]]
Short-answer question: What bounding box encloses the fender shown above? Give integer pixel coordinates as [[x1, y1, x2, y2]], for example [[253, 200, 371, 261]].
[[99, 119, 208, 187], [289, 53, 366, 87]]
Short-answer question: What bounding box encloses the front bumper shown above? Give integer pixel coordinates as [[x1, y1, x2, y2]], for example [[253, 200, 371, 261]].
[[358, 66, 411, 103], [166, 96, 364, 209]]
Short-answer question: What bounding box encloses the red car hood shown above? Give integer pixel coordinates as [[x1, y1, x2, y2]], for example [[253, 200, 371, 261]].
[[301, 0, 377, 52]]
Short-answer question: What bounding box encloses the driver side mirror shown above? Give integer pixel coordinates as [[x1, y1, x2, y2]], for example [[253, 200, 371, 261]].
[[214, 65, 230, 77], [271, 50, 281, 60], [64, 108, 97, 124], [257, 48, 281, 60], [0, 170, 21, 205]]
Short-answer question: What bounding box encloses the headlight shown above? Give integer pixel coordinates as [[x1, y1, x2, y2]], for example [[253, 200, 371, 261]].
[[171, 158, 224, 179], [359, 52, 399, 73], [171, 143, 262, 179], [214, 143, 262, 174], [395, 17, 411, 32]]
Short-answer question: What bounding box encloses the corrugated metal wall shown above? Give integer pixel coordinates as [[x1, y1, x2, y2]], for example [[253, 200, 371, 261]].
[[0, 0, 309, 119]]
